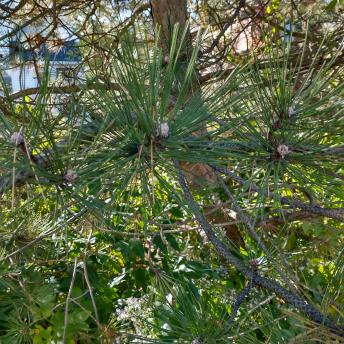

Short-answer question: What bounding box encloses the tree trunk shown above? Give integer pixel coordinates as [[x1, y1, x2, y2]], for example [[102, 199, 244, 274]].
[[150, 0, 188, 54]]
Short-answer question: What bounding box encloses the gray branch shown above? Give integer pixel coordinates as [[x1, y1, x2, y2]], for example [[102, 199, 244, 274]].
[[174, 160, 343, 336]]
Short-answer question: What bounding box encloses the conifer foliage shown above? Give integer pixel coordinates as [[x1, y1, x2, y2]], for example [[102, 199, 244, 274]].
[[0, 1, 343, 343]]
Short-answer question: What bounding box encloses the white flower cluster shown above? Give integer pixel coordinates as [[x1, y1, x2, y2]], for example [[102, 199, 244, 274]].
[[116, 296, 152, 335]]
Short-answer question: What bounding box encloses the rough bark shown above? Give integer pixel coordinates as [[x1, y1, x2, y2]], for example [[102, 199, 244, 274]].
[[150, 0, 188, 54]]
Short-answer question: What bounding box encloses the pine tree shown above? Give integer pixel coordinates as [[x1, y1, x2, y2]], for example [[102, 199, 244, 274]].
[[0, 1, 343, 343]]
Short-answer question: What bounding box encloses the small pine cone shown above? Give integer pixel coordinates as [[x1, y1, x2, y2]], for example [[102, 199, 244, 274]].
[[156, 122, 169, 139], [249, 259, 259, 272], [11, 132, 24, 146], [64, 169, 78, 183], [277, 144, 290, 159]]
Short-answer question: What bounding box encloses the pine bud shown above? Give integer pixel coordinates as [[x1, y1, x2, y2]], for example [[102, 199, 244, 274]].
[[191, 339, 202, 344], [156, 122, 169, 139], [10, 132, 24, 146], [277, 144, 290, 159], [288, 106, 296, 118], [64, 169, 78, 183]]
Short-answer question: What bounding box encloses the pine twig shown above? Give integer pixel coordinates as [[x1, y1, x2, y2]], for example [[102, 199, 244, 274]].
[[214, 169, 297, 291], [63, 257, 78, 344], [281, 197, 344, 222], [214, 165, 344, 223], [226, 277, 256, 329], [83, 231, 100, 327], [202, 0, 245, 55], [83, 259, 100, 326]]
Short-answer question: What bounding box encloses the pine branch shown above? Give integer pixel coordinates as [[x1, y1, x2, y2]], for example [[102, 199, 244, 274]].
[[213, 166, 344, 223], [281, 197, 344, 222], [226, 277, 256, 329], [0, 0, 72, 42], [214, 169, 297, 291], [202, 0, 245, 55], [174, 159, 344, 336]]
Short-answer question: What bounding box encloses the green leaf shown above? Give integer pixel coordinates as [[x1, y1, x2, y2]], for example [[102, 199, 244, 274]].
[[153, 235, 168, 254], [133, 267, 149, 289], [325, 0, 338, 10], [129, 238, 145, 260], [73, 308, 90, 322], [165, 233, 180, 251], [36, 285, 55, 304]]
